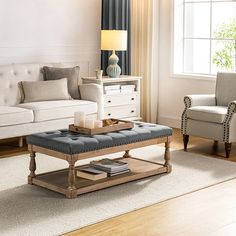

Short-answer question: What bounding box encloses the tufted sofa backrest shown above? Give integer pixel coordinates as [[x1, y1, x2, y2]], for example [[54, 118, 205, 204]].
[[0, 63, 62, 106]]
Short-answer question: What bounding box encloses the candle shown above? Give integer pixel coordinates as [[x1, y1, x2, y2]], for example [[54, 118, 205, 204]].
[[74, 111, 85, 127], [94, 120, 103, 128], [84, 119, 95, 129], [95, 69, 103, 79]]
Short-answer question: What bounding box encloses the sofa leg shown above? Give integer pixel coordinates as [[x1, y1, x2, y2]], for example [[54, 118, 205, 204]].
[[183, 135, 189, 151], [225, 143, 232, 158], [19, 137, 24, 148]]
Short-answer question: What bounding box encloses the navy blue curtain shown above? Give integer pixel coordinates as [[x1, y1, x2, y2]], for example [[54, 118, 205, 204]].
[[101, 0, 131, 75]]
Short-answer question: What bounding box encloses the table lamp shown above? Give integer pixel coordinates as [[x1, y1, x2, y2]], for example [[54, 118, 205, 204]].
[[101, 30, 127, 78]]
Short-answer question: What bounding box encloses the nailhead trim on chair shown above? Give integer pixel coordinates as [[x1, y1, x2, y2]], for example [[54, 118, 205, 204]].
[[181, 96, 192, 134], [223, 102, 236, 142]]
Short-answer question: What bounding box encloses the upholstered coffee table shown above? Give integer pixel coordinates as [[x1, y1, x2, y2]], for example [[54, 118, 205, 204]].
[[27, 122, 172, 198]]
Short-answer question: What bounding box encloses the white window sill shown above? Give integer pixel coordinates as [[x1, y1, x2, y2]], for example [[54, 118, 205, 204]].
[[171, 73, 216, 82]]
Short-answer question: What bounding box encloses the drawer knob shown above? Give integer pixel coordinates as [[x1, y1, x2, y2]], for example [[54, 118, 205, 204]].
[[131, 110, 134, 113], [108, 113, 111, 116], [131, 98, 135, 101], [108, 100, 111, 103]]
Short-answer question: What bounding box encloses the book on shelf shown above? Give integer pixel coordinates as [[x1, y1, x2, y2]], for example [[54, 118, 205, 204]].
[[90, 158, 129, 173], [120, 85, 135, 90], [76, 167, 107, 181], [108, 169, 130, 177], [120, 88, 135, 94], [105, 89, 121, 95], [104, 85, 121, 91]]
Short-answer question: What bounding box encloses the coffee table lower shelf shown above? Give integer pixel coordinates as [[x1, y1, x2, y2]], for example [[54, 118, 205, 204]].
[[31, 157, 168, 197]]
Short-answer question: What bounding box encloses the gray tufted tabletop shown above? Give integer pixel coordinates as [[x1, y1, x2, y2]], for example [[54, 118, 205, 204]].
[[27, 122, 172, 155]]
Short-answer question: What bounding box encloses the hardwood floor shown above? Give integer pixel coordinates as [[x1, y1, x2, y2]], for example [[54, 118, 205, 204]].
[[66, 179, 236, 236], [1, 129, 236, 236], [64, 130, 236, 236]]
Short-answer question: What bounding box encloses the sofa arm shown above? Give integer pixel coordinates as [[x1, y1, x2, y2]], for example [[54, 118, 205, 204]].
[[184, 94, 216, 108], [79, 84, 104, 119]]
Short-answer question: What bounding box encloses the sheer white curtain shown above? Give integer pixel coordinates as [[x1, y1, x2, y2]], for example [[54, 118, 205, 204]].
[[131, 0, 160, 123]]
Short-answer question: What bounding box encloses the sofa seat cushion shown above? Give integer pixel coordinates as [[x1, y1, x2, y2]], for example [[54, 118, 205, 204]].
[[17, 100, 97, 122], [187, 106, 227, 124], [0, 106, 34, 127]]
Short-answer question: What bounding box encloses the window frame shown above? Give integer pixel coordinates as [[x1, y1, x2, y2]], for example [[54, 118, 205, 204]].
[[171, 0, 236, 81]]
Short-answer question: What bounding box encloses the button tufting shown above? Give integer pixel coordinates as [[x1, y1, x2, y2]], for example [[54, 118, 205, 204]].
[[27, 123, 172, 155]]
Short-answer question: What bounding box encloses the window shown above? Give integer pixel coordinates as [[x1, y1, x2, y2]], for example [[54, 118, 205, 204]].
[[173, 0, 236, 76]]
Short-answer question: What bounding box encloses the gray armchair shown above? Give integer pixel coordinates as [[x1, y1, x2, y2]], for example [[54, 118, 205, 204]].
[[181, 72, 236, 158]]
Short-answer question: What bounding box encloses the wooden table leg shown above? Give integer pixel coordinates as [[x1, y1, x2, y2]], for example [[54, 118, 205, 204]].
[[28, 151, 36, 184], [164, 140, 172, 173], [66, 160, 77, 199], [123, 150, 131, 158]]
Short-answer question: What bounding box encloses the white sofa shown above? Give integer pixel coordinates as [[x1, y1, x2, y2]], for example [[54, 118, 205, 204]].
[[0, 63, 103, 143]]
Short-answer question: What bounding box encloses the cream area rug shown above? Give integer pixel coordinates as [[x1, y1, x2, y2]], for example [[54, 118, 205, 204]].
[[1, 146, 236, 236]]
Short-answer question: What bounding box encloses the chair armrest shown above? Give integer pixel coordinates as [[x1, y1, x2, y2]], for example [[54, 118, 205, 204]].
[[79, 84, 104, 119], [181, 94, 216, 135], [223, 101, 236, 142], [184, 94, 216, 108], [226, 101, 236, 115]]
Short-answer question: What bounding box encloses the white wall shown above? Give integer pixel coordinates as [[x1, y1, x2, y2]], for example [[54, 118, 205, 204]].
[[158, 0, 216, 128], [0, 0, 101, 77]]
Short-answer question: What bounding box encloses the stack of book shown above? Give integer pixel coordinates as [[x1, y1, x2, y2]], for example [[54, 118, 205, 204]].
[[76, 167, 107, 181], [120, 85, 136, 94], [90, 158, 130, 177], [104, 85, 121, 95], [76, 159, 130, 181]]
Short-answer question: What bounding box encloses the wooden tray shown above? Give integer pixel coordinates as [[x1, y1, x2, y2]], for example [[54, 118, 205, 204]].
[[69, 119, 134, 135]]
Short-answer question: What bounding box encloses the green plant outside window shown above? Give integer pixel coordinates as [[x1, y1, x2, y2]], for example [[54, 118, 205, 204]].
[[213, 19, 236, 71]]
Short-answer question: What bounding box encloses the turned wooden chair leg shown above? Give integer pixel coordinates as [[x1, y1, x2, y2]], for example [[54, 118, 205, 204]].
[[123, 150, 131, 158], [214, 140, 218, 145], [164, 140, 172, 173], [28, 151, 36, 184], [213, 140, 219, 152], [183, 135, 189, 151], [66, 160, 77, 199], [225, 143, 232, 158]]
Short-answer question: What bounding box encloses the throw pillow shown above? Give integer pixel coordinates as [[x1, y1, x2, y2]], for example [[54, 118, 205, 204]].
[[42, 66, 80, 99], [18, 78, 71, 103]]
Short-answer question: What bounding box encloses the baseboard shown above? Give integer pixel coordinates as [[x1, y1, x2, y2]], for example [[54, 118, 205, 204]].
[[158, 115, 181, 128]]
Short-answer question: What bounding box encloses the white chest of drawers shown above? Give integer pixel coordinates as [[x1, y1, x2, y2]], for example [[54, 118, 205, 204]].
[[82, 76, 142, 120]]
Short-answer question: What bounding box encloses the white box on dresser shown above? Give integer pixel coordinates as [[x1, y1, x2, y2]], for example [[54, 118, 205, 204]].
[[82, 76, 142, 121]]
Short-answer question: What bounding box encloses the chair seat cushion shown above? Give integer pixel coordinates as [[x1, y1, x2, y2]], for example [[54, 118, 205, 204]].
[[0, 106, 34, 127], [187, 106, 227, 124], [17, 100, 97, 122], [26, 123, 173, 154]]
